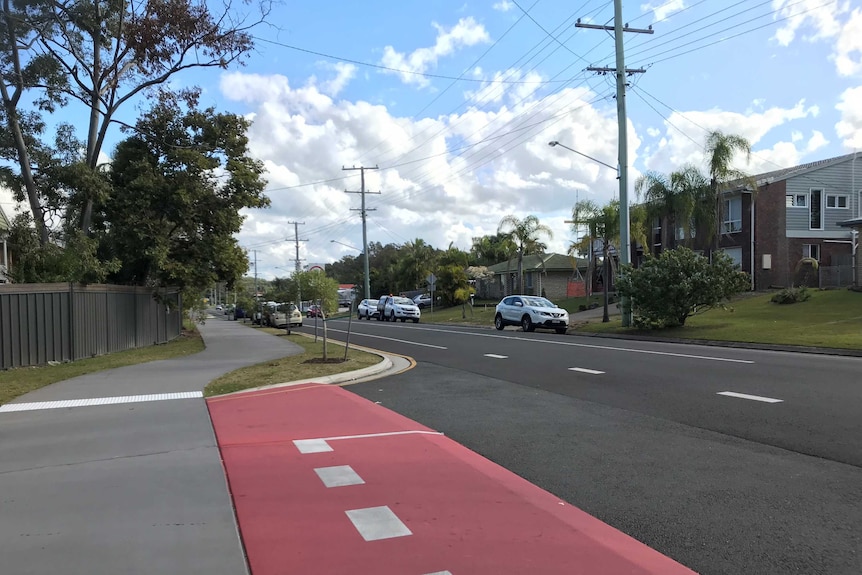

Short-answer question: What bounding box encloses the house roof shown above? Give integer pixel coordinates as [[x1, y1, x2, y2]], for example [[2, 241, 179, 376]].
[[728, 152, 860, 191], [838, 217, 862, 229], [0, 203, 10, 232], [487, 253, 584, 274]]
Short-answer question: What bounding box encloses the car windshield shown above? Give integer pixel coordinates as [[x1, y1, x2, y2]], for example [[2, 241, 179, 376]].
[[522, 297, 555, 308], [368, 300, 378, 306], [394, 297, 413, 305]]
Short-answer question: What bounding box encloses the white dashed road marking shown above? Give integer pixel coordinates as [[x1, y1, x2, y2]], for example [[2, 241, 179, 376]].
[[345, 505, 412, 541], [314, 465, 365, 488], [484, 354, 508, 359], [0, 391, 203, 413], [569, 367, 605, 375], [717, 391, 783, 403], [293, 430, 444, 454]]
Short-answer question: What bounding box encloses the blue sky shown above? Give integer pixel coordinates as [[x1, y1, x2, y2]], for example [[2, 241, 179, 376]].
[[3, 0, 861, 280]]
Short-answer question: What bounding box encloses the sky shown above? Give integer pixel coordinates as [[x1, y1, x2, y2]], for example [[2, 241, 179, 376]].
[[3, 0, 862, 281]]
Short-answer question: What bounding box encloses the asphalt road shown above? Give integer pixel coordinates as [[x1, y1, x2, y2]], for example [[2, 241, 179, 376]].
[[302, 318, 862, 575]]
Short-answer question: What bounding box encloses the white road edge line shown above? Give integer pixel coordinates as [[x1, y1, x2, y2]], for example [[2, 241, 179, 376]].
[[398, 325, 756, 364], [569, 367, 605, 375], [717, 391, 783, 403], [484, 353, 508, 359], [345, 505, 412, 541], [323, 328, 447, 349], [294, 430, 444, 454], [0, 391, 204, 413]]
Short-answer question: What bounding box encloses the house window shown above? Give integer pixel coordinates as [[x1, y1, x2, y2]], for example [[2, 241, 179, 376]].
[[826, 194, 848, 208], [723, 197, 742, 233], [803, 244, 820, 261], [809, 189, 823, 230], [786, 193, 807, 207], [722, 247, 743, 269], [525, 272, 533, 289]]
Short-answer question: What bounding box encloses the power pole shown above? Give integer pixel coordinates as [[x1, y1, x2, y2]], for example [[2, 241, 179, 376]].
[[343, 165, 379, 301], [252, 249, 260, 322], [577, 1, 652, 327], [288, 221, 307, 307]]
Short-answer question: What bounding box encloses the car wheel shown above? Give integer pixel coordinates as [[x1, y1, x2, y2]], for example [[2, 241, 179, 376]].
[[358, 312, 362, 320], [555, 327, 567, 334], [521, 315, 534, 332], [494, 314, 505, 331], [390, 312, 396, 322]]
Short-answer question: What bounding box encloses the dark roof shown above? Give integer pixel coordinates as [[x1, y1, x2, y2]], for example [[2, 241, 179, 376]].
[[838, 217, 862, 229], [487, 253, 584, 273], [726, 152, 860, 192]]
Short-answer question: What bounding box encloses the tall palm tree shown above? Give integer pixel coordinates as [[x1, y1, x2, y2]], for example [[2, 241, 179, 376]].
[[704, 131, 754, 249], [497, 214, 553, 294], [636, 164, 711, 253], [569, 199, 619, 322], [397, 238, 434, 291]]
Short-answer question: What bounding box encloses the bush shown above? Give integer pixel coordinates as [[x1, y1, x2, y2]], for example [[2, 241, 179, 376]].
[[617, 247, 750, 329], [770, 286, 811, 304]]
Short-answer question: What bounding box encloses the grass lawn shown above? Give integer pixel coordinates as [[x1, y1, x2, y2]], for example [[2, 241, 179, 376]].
[[0, 321, 205, 406], [574, 288, 862, 349], [203, 327, 382, 397]]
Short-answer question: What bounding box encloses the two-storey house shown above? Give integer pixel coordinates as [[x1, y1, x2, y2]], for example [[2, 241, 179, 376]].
[[714, 153, 860, 289]]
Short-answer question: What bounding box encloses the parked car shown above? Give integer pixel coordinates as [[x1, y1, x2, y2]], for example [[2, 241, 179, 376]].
[[268, 303, 303, 328], [379, 295, 421, 323], [215, 304, 223, 311], [357, 299, 379, 320], [494, 295, 569, 334], [413, 293, 433, 308], [306, 305, 323, 318]]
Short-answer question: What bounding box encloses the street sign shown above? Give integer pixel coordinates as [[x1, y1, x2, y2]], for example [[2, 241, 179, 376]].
[[426, 273, 436, 287]]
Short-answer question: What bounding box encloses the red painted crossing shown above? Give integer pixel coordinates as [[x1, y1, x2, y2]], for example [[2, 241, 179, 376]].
[[208, 384, 697, 575]]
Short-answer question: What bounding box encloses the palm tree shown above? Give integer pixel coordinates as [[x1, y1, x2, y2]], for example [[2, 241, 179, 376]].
[[636, 164, 711, 253], [570, 199, 620, 322], [397, 238, 434, 291], [704, 131, 754, 249], [497, 214, 553, 294]]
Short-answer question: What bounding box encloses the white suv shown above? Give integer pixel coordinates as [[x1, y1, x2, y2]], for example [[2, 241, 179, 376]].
[[378, 295, 421, 323], [494, 295, 568, 334]]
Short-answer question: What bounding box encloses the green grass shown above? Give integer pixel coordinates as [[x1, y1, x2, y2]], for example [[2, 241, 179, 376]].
[[203, 328, 382, 397], [0, 321, 205, 406], [574, 288, 862, 349]]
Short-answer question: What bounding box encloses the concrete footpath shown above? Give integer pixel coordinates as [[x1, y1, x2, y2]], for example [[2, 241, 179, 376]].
[[1, 317, 695, 575], [0, 319, 305, 575]]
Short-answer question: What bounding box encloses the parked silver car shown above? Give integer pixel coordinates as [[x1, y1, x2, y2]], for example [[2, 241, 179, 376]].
[[357, 298, 379, 320], [494, 295, 568, 334], [378, 295, 421, 323]]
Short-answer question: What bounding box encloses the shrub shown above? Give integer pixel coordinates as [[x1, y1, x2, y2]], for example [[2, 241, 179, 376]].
[[617, 247, 750, 329], [770, 286, 811, 304]]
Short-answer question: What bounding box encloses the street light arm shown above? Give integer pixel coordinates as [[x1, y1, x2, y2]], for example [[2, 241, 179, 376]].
[[548, 140, 619, 175], [330, 239, 362, 252]]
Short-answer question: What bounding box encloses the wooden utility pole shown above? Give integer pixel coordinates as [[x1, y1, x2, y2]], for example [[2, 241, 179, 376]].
[[577, 1, 653, 326], [343, 165, 379, 300]]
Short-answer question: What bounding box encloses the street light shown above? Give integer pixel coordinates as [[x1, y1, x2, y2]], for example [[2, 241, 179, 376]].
[[330, 239, 369, 301], [549, 140, 631, 326]]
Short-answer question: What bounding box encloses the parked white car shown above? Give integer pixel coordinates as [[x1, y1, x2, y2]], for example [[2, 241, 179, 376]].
[[357, 298, 379, 320], [494, 295, 568, 334], [381, 296, 421, 323]]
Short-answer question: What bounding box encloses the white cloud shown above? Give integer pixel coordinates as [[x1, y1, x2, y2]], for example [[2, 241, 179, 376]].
[[493, 1, 514, 12], [772, 0, 847, 47], [834, 7, 862, 76], [641, 0, 685, 22], [319, 62, 357, 97], [835, 85, 862, 149], [806, 130, 829, 152], [219, 71, 628, 272], [642, 100, 821, 178], [379, 17, 491, 87]]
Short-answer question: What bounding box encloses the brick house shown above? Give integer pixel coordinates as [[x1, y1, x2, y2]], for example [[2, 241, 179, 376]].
[[651, 153, 861, 289], [485, 253, 587, 301]]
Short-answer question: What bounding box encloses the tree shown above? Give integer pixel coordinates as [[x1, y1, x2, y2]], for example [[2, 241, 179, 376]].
[[569, 199, 620, 322], [497, 214, 553, 294], [704, 131, 754, 249], [291, 269, 338, 360], [0, 0, 269, 244], [101, 89, 268, 302], [470, 233, 516, 266], [617, 247, 750, 328], [396, 238, 435, 292], [635, 165, 711, 253]]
